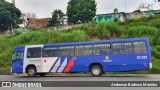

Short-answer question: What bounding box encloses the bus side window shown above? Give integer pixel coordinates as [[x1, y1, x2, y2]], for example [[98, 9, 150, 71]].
[[93, 44, 111, 55], [121, 42, 132, 54], [134, 41, 147, 54], [58, 46, 74, 56], [51, 48, 57, 57], [27, 47, 41, 58], [112, 43, 121, 54], [93, 44, 101, 55], [101, 44, 111, 55], [42, 47, 57, 57], [82, 45, 92, 56], [75, 46, 81, 56], [75, 45, 92, 56]]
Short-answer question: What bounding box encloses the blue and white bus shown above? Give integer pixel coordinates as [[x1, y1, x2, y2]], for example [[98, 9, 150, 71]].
[[11, 37, 152, 77]]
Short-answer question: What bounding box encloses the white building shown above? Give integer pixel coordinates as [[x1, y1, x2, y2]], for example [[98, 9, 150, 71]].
[[152, 0, 160, 10]]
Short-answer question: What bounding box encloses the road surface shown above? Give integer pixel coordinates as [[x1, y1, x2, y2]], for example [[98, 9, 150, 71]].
[[0, 74, 160, 81]]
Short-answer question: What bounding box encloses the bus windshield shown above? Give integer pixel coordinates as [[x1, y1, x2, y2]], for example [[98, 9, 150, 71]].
[[12, 52, 24, 61]]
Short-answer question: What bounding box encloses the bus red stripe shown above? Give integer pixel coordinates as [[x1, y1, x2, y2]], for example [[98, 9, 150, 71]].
[[64, 57, 74, 72]]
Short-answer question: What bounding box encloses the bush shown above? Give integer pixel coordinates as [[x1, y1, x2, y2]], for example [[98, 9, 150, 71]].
[[96, 22, 123, 39], [148, 19, 160, 29], [151, 46, 160, 59], [14, 29, 22, 35], [56, 30, 88, 43], [124, 26, 158, 45]]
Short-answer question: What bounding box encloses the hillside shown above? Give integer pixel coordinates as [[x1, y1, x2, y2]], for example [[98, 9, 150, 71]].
[[1, 15, 160, 73]]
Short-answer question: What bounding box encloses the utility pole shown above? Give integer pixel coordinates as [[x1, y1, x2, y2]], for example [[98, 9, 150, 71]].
[[125, 0, 126, 12]]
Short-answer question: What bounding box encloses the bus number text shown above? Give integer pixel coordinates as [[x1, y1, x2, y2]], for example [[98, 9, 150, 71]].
[[137, 56, 148, 60]]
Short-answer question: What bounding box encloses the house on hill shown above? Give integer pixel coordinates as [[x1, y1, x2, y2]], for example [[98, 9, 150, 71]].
[[27, 18, 50, 28], [96, 10, 157, 23], [96, 12, 126, 23]]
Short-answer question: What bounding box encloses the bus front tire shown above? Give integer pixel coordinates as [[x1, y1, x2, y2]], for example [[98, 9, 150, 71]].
[[27, 67, 36, 77], [90, 65, 102, 77]]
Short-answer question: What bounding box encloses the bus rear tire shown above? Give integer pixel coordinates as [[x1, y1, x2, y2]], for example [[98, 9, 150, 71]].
[[27, 67, 36, 77], [90, 65, 102, 77]]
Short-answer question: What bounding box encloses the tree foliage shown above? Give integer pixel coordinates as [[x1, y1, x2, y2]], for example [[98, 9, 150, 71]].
[[113, 8, 118, 13], [137, 2, 153, 11], [67, 0, 96, 24], [48, 9, 64, 26], [0, 0, 21, 32]]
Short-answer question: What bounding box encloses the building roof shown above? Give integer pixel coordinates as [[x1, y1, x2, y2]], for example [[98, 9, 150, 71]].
[[27, 18, 50, 28]]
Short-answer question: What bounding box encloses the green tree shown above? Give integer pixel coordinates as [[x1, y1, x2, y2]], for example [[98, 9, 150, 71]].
[[67, 0, 96, 24], [113, 8, 118, 13], [137, 3, 153, 11], [0, 0, 22, 32], [48, 9, 64, 26]]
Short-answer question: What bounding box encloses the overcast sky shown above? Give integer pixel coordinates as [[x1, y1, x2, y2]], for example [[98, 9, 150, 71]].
[[5, 0, 160, 18]]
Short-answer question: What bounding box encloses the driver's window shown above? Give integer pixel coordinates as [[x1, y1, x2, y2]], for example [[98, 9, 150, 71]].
[[12, 52, 24, 60]]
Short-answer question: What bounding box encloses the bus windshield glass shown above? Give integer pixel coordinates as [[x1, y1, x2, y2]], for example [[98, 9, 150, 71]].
[[12, 52, 24, 61]]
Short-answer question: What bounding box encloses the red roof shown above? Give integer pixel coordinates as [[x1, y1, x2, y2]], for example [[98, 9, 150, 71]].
[[27, 18, 50, 28]]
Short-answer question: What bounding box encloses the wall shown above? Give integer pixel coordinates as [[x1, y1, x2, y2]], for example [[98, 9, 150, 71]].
[[96, 10, 157, 23]]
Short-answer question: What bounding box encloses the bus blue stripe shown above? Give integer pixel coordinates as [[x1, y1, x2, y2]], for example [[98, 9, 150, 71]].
[[49, 57, 59, 72]]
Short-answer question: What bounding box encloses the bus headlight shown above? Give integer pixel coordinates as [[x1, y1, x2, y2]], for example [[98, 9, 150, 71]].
[[11, 67, 12, 73], [149, 63, 152, 69]]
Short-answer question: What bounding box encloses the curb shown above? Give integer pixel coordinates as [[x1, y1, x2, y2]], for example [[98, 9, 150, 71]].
[[0, 70, 12, 75]]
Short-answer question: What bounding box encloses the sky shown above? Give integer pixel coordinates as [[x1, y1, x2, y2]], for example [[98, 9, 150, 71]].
[[5, 0, 160, 18]]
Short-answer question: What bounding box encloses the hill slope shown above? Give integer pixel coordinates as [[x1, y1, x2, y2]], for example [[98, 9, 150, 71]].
[[1, 15, 160, 73]]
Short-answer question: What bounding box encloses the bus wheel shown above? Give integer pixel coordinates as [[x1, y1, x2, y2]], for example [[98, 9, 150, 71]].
[[90, 65, 102, 77], [39, 73, 46, 77], [27, 67, 36, 77]]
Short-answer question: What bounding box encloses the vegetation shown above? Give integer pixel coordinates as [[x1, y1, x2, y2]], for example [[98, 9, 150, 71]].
[[1, 15, 160, 74], [47, 9, 64, 27], [67, 0, 96, 24], [0, 0, 21, 32], [113, 8, 118, 13]]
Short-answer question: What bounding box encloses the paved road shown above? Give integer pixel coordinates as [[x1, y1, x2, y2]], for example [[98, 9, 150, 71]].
[[0, 74, 160, 81]]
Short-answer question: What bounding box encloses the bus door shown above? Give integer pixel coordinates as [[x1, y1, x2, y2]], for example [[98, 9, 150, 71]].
[[25, 47, 42, 72], [11, 48, 24, 73]]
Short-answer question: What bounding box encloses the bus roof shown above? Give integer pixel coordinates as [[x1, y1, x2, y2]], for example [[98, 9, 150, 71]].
[[44, 37, 149, 47], [14, 46, 25, 52], [15, 37, 149, 48]]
